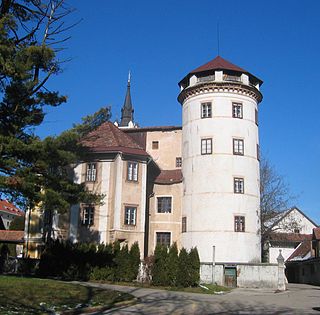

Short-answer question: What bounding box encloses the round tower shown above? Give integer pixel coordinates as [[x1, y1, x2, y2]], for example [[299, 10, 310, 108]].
[[178, 56, 263, 263]]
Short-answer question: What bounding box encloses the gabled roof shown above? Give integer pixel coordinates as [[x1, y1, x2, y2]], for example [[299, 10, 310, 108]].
[[81, 122, 149, 157], [154, 169, 183, 185], [0, 230, 24, 243], [0, 200, 24, 217], [287, 240, 312, 262], [265, 206, 318, 232]]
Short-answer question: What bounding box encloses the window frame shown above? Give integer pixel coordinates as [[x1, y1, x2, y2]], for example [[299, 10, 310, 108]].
[[182, 217, 187, 233], [82, 206, 94, 226], [201, 138, 212, 155], [157, 196, 172, 214], [124, 206, 137, 226], [234, 177, 244, 194], [201, 102, 212, 119], [152, 141, 159, 149], [233, 138, 244, 155], [234, 215, 245, 232], [232, 102, 243, 119], [156, 232, 171, 247], [127, 161, 138, 182], [86, 162, 97, 182], [176, 157, 182, 168]]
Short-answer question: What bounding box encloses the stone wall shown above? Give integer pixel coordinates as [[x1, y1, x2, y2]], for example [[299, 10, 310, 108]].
[[200, 262, 282, 289]]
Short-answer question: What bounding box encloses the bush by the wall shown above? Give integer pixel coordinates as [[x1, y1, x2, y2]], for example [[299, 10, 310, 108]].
[[189, 247, 200, 286], [176, 247, 190, 287], [152, 244, 169, 286], [167, 242, 178, 286]]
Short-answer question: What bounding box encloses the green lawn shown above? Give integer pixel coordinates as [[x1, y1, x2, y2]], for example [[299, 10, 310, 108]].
[[0, 276, 134, 314]]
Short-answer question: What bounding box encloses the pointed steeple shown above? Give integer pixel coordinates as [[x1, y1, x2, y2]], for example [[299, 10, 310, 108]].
[[120, 71, 134, 127]]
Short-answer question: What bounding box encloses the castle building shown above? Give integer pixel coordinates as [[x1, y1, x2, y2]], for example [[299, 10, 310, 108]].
[[26, 56, 264, 265]]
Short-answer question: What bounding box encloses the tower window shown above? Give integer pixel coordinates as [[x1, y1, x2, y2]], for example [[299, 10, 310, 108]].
[[201, 102, 212, 118], [255, 109, 258, 125], [86, 163, 97, 182], [234, 178, 244, 194], [127, 162, 138, 181], [182, 217, 187, 233], [82, 206, 94, 226], [233, 139, 244, 155], [156, 232, 171, 247], [257, 144, 260, 161], [232, 103, 243, 119], [234, 216, 245, 232], [124, 206, 136, 225], [176, 157, 182, 167], [152, 141, 159, 149], [201, 138, 212, 155], [157, 197, 172, 213]]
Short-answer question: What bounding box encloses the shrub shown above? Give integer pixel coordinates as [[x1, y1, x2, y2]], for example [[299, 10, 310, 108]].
[[152, 244, 169, 286], [176, 247, 190, 287], [90, 266, 115, 281], [167, 242, 178, 286], [129, 242, 140, 281], [189, 247, 200, 286]]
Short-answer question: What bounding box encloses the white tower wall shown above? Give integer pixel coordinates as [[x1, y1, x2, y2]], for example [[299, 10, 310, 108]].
[[180, 84, 262, 263]]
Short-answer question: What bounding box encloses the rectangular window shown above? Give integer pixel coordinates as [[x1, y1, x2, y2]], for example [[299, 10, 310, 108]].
[[255, 109, 258, 125], [201, 102, 212, 118], [201, 138, 212, 155], [232, 103, 243, 118], [233, 139, 244, 155], [124, 206, 136, 225], [234, 216, 245, 232], [257, 144, 260, 161], [86, 163, 97, 182], [176, 157, 182, 167], [152, 141, 159, 149], [127, 162, 138, 181], [156, 232, 171, 246], [157, 197, 172, 213], [234, 178, 244, 194], [182, 217, 187, 233], [82, 206, 94, 226]]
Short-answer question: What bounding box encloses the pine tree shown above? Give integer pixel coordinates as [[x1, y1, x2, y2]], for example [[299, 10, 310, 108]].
[[167, 242, 179, 286], [176, 247, 190, 287], [152, 244, 169, 286], [189, 247, 200, 286], [129, 242, 141, 281]]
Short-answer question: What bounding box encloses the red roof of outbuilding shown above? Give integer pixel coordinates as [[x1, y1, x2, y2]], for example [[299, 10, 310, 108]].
[[81, 122, 149, 157], [0, 200, 24, 217], [269, 233, 312, 243], [0, 230, 24, 243], [287, 240, 312, 261]]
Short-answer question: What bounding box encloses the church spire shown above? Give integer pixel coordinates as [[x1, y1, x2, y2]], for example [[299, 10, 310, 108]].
[[120, 71, 134, 127]]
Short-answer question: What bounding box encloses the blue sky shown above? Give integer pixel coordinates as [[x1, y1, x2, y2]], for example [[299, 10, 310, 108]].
[[37, 0, 320, 223]]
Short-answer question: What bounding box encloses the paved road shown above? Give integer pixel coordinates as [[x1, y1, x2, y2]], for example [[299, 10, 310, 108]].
[[78, 282, 320, 315]]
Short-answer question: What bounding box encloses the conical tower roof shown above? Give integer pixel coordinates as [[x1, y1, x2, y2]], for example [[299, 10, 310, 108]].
[[120, 72, 134, 127]]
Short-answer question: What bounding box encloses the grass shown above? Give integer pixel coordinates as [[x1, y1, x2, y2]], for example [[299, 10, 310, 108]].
[[0, 276, 134, 314]]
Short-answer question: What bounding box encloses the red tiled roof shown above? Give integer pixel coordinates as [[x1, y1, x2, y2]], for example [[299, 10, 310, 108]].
[[313, 227, 320, 240], [0, 230, 24, 243], [287, 240, 312, 261], [190, 56, 247, 74], [154, 169, 183, 184], [81, 122, 149, 157], [0, 200, 24, 217], [269, 233, 312, 243]]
